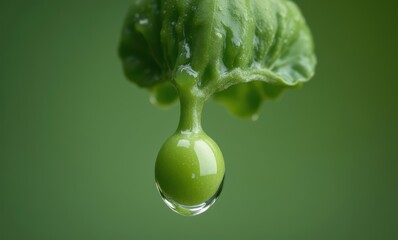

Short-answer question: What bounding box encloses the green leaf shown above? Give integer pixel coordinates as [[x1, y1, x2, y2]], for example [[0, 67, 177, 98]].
[[149, 82, 178, 108], [119, 0, 316, 118]]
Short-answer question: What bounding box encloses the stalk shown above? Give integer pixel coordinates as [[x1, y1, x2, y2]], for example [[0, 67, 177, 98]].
[[176, 90, 204, 133]]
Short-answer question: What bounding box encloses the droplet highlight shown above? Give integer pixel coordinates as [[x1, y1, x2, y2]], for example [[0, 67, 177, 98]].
[[156, 176, 224, 216]]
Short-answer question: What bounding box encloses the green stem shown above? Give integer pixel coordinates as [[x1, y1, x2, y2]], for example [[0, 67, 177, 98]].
[[177, 91, 204, 133]]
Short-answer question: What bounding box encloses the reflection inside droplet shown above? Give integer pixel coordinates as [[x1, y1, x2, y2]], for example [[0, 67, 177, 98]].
[[156, 176, 225, 216], [194, 140, 217, 176]]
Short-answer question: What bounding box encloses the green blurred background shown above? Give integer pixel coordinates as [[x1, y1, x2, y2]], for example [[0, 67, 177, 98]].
[[0, 0, 396, 239]]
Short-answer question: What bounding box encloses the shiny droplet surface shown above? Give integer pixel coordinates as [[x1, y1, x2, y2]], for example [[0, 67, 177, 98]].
[[155, 131, 225, 216], [156, 176, 224, 216]]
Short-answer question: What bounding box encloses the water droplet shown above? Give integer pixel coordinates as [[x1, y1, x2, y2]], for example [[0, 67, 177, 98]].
[[155, 133, 225, 216], [156, 176, 224, 216], [139, 19, 149, 25], [178, 64, 198, 78], [251, 114, 259, 121], [253, 35, 259, 48], [231, 35, 241, 47], [221, 62, 228, 73], [183, 41, 191, 59]]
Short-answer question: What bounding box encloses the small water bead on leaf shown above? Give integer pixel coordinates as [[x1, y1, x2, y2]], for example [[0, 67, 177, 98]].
[[139, 18, 149, 25]]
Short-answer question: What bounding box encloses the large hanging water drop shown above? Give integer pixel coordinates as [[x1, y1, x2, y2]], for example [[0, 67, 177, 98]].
[[155, 131, 225, 216]]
